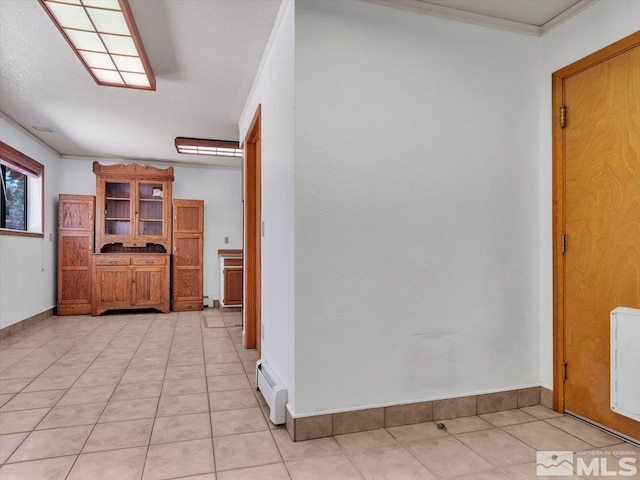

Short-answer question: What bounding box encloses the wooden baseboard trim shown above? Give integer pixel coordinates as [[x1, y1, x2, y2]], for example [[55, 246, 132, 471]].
[[285, 386, 543, 442], [0, 308, 55, 341]]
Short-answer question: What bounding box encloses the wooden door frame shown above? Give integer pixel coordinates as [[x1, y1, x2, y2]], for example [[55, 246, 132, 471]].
[[552, 31, 640, 412], [243, 105, 262, 350]]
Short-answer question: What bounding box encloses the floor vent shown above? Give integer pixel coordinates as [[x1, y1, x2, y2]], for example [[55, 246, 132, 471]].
[[256, 360, 287, 425]]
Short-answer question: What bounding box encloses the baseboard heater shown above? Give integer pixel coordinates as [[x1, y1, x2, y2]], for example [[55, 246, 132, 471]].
[[256, 360, 288, 425], [611, 307, 640, 422]]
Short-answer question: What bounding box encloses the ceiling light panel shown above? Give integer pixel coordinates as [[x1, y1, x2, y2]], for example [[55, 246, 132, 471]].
[[39, 0, 155, 90], [175, 138, 244, 158]]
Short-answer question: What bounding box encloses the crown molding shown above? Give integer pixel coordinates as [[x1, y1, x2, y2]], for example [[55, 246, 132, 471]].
[[540, 0, 597, 35], [357, 0, 597, 37]]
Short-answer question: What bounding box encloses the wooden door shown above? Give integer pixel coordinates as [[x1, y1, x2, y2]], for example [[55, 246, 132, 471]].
[[57, 195, 94, 315], [59, 195, 94, 230], [172, 199, 204, 311], [554, 33, 640, 439], [224, 268, 243, 306], [132, 267, 165, 308], [93, 266, 131, 313]]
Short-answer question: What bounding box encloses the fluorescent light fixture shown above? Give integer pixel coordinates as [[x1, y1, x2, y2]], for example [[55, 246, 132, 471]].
[[175, 138, 243, 158], [39, 0, 155, 90]]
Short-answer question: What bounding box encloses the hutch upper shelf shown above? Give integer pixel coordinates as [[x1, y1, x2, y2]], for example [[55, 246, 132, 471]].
[[93, 162, 174, 252]]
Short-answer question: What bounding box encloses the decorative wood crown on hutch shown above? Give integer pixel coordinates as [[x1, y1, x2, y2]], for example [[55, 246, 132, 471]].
[[93, 162, 174, 252]]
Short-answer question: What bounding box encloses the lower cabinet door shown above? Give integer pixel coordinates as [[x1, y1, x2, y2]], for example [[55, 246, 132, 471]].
[[132, 267, 166, 308], [94, 266, 132, 314], [223, 268, 243, 306]]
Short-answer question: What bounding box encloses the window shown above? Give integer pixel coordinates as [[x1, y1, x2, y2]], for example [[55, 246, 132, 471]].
[[1, 165, 27, 230], [0, 141, 44, 237]]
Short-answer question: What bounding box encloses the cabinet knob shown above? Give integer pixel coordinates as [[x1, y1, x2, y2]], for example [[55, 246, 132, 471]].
[[109, 260, 117, 265], [146, 259, 153, 264]]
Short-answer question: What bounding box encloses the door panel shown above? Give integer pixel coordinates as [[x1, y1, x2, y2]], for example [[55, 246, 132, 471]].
[[132, 268, 165, 306], [564, 45, 640, 438], [224, 269, 243, 306], [96, 267, 131, 305], [172, 199, 204, 311]]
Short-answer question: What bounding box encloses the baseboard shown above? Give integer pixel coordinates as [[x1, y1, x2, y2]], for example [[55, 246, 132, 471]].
[[286, 386, 543, 442], [0, 307, 55, 341], [540, 386, 553, 408]]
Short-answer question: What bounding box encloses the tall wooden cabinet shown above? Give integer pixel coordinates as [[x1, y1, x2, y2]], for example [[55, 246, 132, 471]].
[[91, 162, 174, 315], [172, 199, 204, 311], [57, 195, 95, 315], [57, 163, 207, 317]]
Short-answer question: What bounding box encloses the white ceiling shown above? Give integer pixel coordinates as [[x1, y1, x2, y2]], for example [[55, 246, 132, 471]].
[[0, 0, 595, 167], [0, 0, 282, 168]]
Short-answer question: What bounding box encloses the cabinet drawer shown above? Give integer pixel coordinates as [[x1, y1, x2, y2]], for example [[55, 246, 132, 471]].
[[224, 258, 243, 267], [94, 256, 130, 266], [131, 256, 166, 266]]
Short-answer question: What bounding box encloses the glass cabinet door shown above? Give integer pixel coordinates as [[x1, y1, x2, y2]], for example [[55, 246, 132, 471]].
[[104, 181, 131, 236], [138, 182, 164, 237]]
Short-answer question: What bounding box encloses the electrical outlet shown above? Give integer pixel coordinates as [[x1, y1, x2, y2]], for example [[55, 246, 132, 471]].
[[49, 233, 53, 241], [224, 236, 229, 244]]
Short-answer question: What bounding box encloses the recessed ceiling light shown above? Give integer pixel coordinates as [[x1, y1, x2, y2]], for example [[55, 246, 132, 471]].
[[32, 126, 55, 133], [175, 138, 243, 158], [38, 0, 155, 91]]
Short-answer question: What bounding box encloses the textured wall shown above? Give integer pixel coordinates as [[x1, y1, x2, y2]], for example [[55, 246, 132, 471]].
[[0, 115, 60, 329], [294, 0, 541, 415]]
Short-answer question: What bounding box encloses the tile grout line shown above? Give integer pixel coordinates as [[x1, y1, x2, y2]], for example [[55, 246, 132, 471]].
[[1, 317, 131, 467], [201, 311, 219, 476], [138, 313, 179, 480], [61, 315, 158, 480]]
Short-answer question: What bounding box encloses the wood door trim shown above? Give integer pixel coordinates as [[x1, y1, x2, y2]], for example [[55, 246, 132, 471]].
[[243, 104, 262, 350], [552, 30, 640, 412]]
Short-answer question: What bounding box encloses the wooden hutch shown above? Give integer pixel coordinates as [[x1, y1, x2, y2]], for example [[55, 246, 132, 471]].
[[56, 162, 204, 316]]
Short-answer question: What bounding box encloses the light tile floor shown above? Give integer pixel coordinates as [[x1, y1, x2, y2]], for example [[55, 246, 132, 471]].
[[0, 310, 638, 480]]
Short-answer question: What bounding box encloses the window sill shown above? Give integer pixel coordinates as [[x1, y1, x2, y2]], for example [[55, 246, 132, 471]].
[[0, 228, 44, 238]]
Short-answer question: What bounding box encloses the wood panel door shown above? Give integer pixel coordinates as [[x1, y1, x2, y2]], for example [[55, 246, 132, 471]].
[[172, 199, 204, 311], [554, 33, 640, 439], [132, 267, 167, 309], [224, 268, 243, 306], [93, 266, 131, 312], [57, 194, 94, 315]]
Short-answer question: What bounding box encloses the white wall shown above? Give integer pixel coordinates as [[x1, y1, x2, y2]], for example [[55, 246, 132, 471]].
[[59, 157, 243, 304], [238, 0, 296, 410], [537, 1, 640, 389], [0, 114, 60, 329], [294, 0, 541, 415]]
